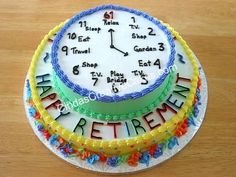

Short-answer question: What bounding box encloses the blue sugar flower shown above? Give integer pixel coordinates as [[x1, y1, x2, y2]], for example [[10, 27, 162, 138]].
[[153, 147, 163, 159], [196, 91, 201, 100], [168, 137, 179, 150], [28, 107, 36, 117], [49, 134, 59, 147], [59, 148, 68, 157], [193, 106, 199, 117], [68, 145, 74, 153], [26, 79, 30, 88], [26, 80, 32, 99], [64, 144, 74, 153], [86, 154, 100, 165], [37, 123, 44, 131], [139, 152, 151, 166], [26, 90, 31, 100], [107, 156, 119, 167]]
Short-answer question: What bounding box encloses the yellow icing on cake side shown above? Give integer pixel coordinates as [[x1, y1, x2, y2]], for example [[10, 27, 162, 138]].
[[29, 22, 199, 155]]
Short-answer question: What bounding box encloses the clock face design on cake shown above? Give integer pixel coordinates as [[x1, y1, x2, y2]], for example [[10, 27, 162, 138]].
[[52, 5, 175, 99]]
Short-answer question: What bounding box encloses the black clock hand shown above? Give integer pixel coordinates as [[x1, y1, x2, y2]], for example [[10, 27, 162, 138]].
[[110, 45, 129, 56], [108, 28, 114, 47], [108, 28, 129, 57]]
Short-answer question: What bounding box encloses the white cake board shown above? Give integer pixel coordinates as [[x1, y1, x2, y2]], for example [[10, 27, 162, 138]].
[[23, 59, 208, 174]]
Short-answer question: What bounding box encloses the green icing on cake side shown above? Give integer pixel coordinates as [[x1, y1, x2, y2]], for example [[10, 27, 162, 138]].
[[52, 70, 175, 121]]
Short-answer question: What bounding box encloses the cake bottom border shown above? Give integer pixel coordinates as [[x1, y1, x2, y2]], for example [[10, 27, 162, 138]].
[[23, 61, 207, 173]]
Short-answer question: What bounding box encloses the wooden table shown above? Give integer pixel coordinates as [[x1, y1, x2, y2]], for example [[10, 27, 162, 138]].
[[0, 0, 235, 177]]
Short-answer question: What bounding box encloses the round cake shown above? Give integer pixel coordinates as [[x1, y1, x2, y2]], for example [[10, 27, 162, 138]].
[[24, 4, 205, 171]]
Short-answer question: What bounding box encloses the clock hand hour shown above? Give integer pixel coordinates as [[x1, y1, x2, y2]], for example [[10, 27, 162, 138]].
[[110, 45, 129, 56], [108, 28, 129, 57]]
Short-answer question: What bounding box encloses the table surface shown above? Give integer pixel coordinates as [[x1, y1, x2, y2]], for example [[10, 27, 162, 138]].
[[0, 0, 235, 177]]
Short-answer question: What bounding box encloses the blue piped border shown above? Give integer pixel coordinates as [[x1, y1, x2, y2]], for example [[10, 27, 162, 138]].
[[51, 4, 175, 103]]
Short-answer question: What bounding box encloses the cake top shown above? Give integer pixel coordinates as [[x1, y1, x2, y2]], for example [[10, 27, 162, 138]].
[[26, 4, 204, 170], [51, 4, 175, 102]]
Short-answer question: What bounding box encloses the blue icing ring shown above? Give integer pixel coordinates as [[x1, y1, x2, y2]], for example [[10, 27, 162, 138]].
[[51, 4, 175, 103]]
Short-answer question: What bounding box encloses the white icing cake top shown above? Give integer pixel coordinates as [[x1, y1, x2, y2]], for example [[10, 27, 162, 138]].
[[57, 9, 172, 96]]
